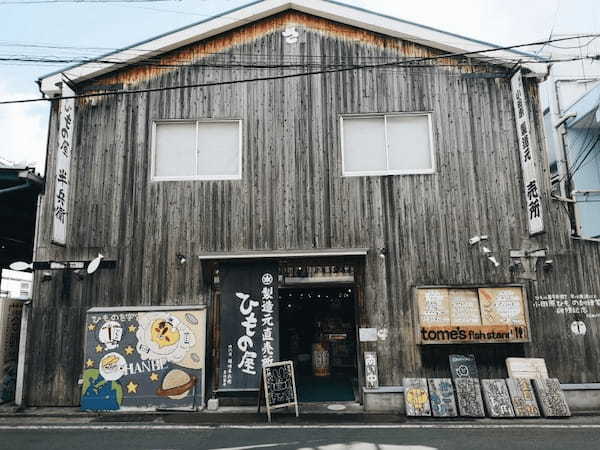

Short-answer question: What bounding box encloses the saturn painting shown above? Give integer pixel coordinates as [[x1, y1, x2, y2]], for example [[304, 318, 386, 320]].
[[156, 369, 197, 400]]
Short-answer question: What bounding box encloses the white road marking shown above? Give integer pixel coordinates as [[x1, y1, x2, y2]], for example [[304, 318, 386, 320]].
[[0, 424, 599, 431]]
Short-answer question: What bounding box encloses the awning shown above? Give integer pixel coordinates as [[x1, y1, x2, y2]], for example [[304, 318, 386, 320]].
[[197, 248, 369, 261]]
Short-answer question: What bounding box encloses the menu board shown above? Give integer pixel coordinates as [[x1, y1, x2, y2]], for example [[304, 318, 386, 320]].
[[364, 352, 379, 389], [403, 378, 431, 417], [428, 378, 458, 417], [533, 378, 571, 417], [506, 358, 548, 379], [416, 286, 529, 344], [454, 378, 485, 417], [481, 379, 515, 418], [506, 378, 540, 417], [449, 354, 479, 379], [258, 361, 299, 423]]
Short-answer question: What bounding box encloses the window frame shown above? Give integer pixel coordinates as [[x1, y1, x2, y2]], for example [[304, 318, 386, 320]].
[[339, 112, 436, 177], [151, 118, 243, 182]]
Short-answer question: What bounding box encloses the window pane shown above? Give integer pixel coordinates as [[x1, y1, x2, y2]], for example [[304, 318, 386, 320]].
[[154, 122, 196, 177], [342, 117, 386, 174], [387, 115, 433, 171], [197, 121, 240, 177]]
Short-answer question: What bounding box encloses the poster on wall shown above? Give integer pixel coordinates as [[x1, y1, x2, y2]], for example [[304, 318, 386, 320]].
[[0, 299, 24, 403], [80, 306, 206, 411], [416, 286, 530, 344], [219, 261, 279, 391]]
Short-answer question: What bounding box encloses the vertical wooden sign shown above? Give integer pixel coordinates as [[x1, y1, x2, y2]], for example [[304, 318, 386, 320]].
[[258, 361, 299, 423], [511, 69, 544, 236], [454, 378, 485, 417], [364, 352, 379, 389], [533, 378, 571, 417], [52, 79, 75, 246], [506, 378, 540, 417]]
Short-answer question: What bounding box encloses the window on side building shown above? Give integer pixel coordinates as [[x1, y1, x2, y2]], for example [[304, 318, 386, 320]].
[[340, 113, 435, 177], [152, 119, 242, 181]]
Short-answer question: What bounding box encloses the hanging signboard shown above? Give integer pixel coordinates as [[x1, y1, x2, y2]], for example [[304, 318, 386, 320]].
[[219, 261, 279, 391], [52, 79, 75, 246], [511, 69, 544, 236], [80, 306, 206, 411], [258, 361, 299, 423], [364, 351, 379, 389], [416, 286, 530, 344]]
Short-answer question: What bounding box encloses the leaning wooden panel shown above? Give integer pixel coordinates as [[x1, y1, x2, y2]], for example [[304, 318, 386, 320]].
[[428, 378, 458, 417], [481, 379, 515, 418], [533, 378, 571, 417], [454, 378, 485, 417], [506, 378, 540, 417], [403, 378, 431, 417]]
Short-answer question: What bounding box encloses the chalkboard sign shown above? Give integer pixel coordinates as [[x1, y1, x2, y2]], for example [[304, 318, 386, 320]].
[[454, 378, 485, 417], [481, 379, 515, 418], [449, 354, 479, 379], [258, 361, 299, 422], [506, 378, 540, 417], [533, 378, 571, 417], [428, 378, 458, 417]]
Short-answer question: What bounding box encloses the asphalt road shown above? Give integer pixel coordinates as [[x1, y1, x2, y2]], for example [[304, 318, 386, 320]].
[[1, 424, 599, 450]]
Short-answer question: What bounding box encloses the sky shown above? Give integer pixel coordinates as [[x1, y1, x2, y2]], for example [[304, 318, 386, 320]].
[[0, 0, 599, 173]]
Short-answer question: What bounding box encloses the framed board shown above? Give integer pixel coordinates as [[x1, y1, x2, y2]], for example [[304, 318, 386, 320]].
[[258, 361, 299, 423], [364, 352, 379, 389], [415, 285, 530, 344], [81, 306, 206, 411]]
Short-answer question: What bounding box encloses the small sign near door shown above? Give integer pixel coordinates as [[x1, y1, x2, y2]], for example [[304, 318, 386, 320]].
[[364, 351, 379, 389], [258, 361, 299, 423]]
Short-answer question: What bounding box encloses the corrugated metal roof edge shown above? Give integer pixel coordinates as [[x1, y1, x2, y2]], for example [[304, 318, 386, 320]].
[[37, 0, 546, 83]]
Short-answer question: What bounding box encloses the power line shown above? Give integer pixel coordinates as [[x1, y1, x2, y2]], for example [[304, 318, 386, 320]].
[[0, 33, 597, 106], [0, 0, 180, 4]]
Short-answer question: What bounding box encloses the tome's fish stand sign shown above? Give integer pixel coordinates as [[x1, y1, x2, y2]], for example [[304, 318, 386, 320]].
[[258, 361, 299, 423], [80, 306, 206, 411]]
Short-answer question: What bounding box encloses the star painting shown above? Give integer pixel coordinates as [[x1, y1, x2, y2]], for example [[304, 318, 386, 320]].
[[149, 373, 159, 382], [128, 325, 137, 333], [85, 359, 94, 368], [95, 345, 103, 353], [87, 323, 96, 331], [124, 345, 134, 355], [126, 381, 138, 394]]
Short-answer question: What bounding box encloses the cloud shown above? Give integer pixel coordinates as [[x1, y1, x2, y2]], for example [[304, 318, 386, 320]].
[[0, 82, 49, 173]]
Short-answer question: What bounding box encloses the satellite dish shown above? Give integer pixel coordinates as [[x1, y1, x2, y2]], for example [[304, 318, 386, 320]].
[[87, 253, 104, 275], [9, 261, 33, 271]]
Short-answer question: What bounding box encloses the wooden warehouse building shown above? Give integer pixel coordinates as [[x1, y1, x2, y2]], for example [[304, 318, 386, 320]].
[[23, 0, 600, 411]]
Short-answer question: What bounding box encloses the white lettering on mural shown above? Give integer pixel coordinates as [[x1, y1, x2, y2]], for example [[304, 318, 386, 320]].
[[236, 292, 258, 375], [124, 358, 167, 375], [261, 273, 275, 367]]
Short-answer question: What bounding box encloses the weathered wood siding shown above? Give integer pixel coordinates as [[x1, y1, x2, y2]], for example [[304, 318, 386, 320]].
[[27, 11, 600, 405]]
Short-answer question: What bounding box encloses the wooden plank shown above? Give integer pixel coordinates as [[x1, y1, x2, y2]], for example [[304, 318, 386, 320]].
[[506, 358, 549, 379], [506, 378, 540, 417], [533, 378, 571, 417], [481, 379, 515, 418], [454, 378, 485, 417], [427, 378, 458, 417], [403, 378, 431, 417]]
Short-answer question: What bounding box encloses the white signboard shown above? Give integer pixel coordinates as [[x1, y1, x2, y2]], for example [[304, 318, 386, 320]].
[[52, 80, 74, 245], [511, 70, 544, 235], [359, 328, 378, 342]]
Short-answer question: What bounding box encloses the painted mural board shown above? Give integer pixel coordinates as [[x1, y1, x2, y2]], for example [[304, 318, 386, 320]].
[[428, 378, 458, 417], [533, 378, 571, 417], [0, 299, 24, 403], [219, 261, 279, 391], [416, 286, 530, 344], [454, 378, 485, 417], [403, 378, 431, 417], [364, 351, 379, 389], [449, 354, 479, 379], [506, 378, 540, 417], [481, 379, 515, 418], [506, 358, 549, 379], [81, 306, 206, 411]]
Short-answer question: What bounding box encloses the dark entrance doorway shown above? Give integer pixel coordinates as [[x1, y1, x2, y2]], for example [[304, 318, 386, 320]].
[[279, 286, 358, 403]]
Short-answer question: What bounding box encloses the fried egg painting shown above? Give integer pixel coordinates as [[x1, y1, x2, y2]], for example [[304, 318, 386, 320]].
[[136, 312, 196, 366]]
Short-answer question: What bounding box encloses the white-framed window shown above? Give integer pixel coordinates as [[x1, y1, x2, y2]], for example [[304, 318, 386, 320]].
[[340, 113, 435, 177], [151, 119, 242, 181]]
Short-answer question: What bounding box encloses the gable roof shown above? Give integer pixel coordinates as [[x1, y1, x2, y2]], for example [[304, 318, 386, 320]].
[[38, 0, 547, 95]]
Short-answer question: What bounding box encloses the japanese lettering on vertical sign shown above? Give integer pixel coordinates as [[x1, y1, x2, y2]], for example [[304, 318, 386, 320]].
[[511, 70, 544, 235], [52, 80, 75, 245], [219, 262, 279, 391]]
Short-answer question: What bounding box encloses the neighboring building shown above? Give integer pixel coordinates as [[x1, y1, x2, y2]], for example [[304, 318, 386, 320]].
[[0, 270, 32, 299], [26, 0, 600, 411], [540, 36, 600, 238]]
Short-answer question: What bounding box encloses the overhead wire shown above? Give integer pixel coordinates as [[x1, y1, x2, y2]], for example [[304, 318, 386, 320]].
[[0, 33, 597, 105]]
